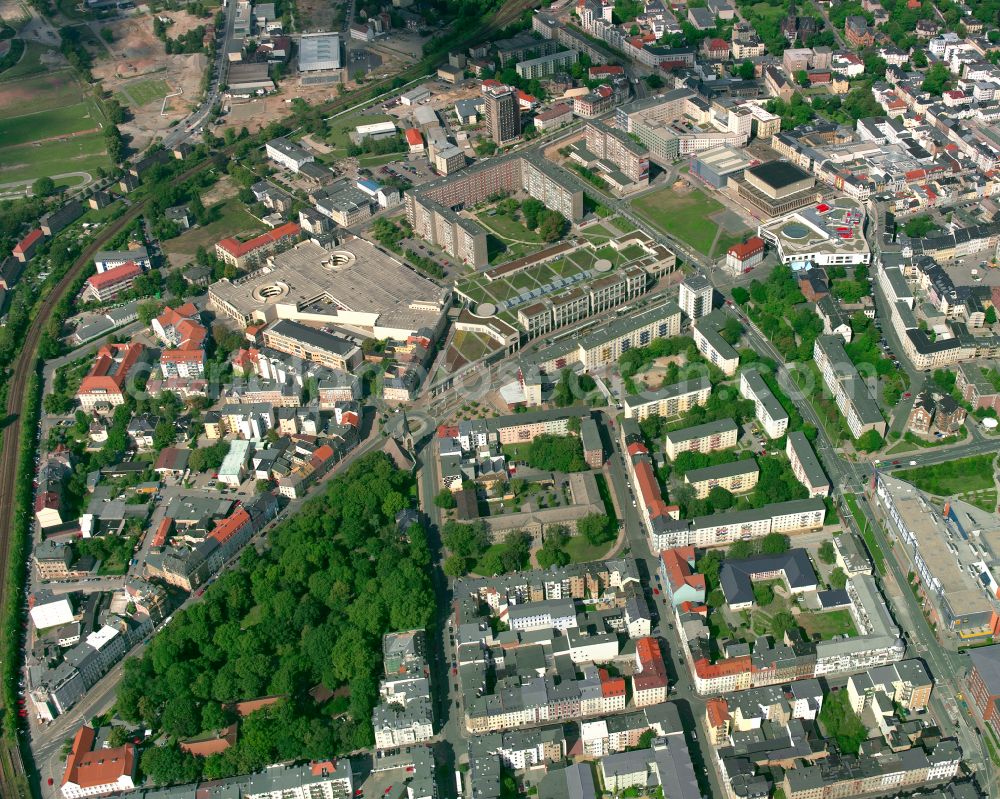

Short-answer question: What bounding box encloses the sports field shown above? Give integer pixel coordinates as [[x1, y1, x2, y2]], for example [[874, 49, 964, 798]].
[[0, 102, 101, 147], [117, 77, 171, 107], [0, 70, 110, 186], [632, 186, 748, 258]]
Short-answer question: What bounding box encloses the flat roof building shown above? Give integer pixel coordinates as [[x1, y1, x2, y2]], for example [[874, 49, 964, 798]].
[[209, 237, 449, 340], [684, 458, 760, 500], [875, 472, 1000, 640], [664, 418, 739, 460]]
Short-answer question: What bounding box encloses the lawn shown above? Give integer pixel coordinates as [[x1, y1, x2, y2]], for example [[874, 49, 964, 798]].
[[631, 186, 726, 257], [477, 211, 544, 244], [0, 132, 111, 185], [326, 112, 394, 153], [844, 493, 886, 575], [358, 152, 403, 168], [895, 454, 996, 497], [162, 196, 263, 254], [118, 77, 171, 107], [609, 216, 637, 233], [798, 609, 857, 641], [581, 224, 613, 244], [0, 41, 50, 79], [564, 534, 614, 564], [0, 101, 100, 147]]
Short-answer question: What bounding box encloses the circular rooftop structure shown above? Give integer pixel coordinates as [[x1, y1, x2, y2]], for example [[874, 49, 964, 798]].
[[782, 222, 810, 240], [475, 302, 497, 317], [594, 259, 613, 273], [251, 281, 290, 303], [320, 250, 357, 271], [983, 417, 998, 430]]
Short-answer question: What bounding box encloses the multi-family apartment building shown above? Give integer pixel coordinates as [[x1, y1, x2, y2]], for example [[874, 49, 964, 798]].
[[83, 261, 142, 302], [664, 418, 739, 460], [692, 310, 740, 376], [623, 377, 712, 420], [515, 48, 578, 79], [406, 154, 582, 268], [584, 120, 650, 185], [633, 637, 669, 706], [967, 644, 1000, 739], [659, 547, 706, 607], [215, 222, 301, 270], [678, 273, 714, 320], [483, 81, 522, 145], [519, 299, 682, 402], [785, 431, 830, 497], [813, 335, 886, 439], [76, 343, 146, 413], [685, 572, 904, 695], [846, 660, 933, 714], [782, 740, 960, 799], [739, 368, 789, 438], [683, 459, 760, 499]]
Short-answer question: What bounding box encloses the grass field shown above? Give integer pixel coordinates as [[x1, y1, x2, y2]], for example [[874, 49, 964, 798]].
[[0, 68, 111, 184], [0, 73, 82, 114], [609, 216, 637, 233], [632, 186, 729, 257], [798, 609, 857, 641], [117, 77, 171, 107], [0, 101, 100, 147], [0, 41, 50, 79], [895, 454, 996, 496], [162, 196, 263, 254], [0, 133, 110, 185]]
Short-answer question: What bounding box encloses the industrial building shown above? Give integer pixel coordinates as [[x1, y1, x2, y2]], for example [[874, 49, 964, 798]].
[[299, 33, 344, 85]]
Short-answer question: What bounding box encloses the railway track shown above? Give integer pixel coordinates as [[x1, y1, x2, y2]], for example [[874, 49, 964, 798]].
[[0, 158, 217, 799]]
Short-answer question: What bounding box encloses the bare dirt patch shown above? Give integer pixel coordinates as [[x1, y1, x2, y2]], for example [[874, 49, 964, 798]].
[[200, 174, 237, 207], [92, 13, 207, 150]]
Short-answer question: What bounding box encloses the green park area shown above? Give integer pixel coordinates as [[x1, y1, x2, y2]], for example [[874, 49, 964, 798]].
[[631, 185, 748, 258], [162, 196, 264, 255], [895, 454, 998, 512], [116, 77, 171, 108]]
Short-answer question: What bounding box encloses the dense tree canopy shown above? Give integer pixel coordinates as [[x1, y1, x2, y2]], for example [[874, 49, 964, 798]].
[[117, 453, 435, 784]]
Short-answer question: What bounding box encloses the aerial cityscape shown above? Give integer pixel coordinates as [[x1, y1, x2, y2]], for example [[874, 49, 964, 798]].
[[1, 0, 1000, 794]]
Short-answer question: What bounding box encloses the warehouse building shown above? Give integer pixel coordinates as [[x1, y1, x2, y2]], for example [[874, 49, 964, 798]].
[[298, 32, 343, 83]]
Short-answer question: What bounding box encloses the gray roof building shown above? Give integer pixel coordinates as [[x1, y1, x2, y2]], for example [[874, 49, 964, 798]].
[[720, 549, 817, 606]]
